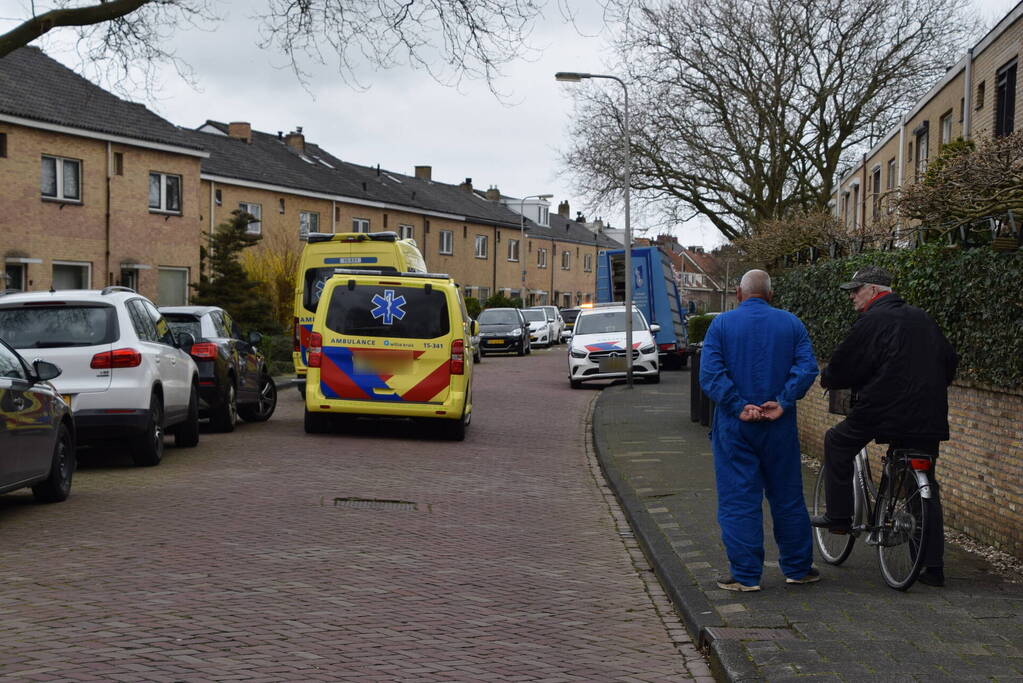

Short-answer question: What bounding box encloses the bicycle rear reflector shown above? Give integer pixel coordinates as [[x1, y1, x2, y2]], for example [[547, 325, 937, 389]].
[[909, 458, 932, 471]]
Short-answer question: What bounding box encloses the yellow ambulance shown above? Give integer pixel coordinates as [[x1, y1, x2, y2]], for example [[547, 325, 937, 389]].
[[293, 232, 427, 392], [303, 269, 475, 440]]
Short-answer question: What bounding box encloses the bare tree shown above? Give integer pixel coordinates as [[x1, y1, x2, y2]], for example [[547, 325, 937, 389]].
[[0, 0, 543, 93], [562, 0, 980, 241]]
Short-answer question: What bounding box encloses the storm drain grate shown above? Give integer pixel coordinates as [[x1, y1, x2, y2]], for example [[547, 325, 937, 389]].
[[332, 497, 418, 511]]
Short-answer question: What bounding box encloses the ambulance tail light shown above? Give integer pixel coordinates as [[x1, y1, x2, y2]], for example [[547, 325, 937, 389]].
[[293, 317, 301, 352], [307, 333, 323, 368], [450, 339, 465, 375]]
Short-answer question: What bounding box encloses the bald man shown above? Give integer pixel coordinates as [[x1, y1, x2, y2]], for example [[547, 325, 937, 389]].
[[699, 270, 820, 591]]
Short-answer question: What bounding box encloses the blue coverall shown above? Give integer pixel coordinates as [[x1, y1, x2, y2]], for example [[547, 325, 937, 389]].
[[699, 297, 820, 586]]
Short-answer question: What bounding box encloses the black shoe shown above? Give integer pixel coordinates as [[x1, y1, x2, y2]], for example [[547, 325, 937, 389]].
[[810, 514, 852, 533], [917, 567, 945, 587]]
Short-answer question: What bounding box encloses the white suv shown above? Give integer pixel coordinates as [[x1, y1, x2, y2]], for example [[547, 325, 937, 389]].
[[567, 304, 660, 388], [0, 287, 200, 466]]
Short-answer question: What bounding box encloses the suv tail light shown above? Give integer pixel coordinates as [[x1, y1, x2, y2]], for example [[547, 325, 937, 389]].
[[450, 339, 465, 375], [189, 342, 218, 360], [293, 317, 301, 352], [91, 348, 142, 369], [307, 332, 323, 368], [658, 343, 676, 352]]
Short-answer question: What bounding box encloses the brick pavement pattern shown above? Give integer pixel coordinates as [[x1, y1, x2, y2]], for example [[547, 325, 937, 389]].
[[593, 369, 1023, 682], [0, 349, 710, 681]]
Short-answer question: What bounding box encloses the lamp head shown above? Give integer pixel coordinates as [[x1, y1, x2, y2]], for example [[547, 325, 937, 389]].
[[555, 72, 588, 82], [538, 194, 553, 200]]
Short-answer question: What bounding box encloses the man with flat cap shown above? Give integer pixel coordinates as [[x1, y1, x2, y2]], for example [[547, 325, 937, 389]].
[[813, 266, 958, 586]]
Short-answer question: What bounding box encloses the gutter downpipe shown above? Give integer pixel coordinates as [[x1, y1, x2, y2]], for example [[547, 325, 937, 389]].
[[492, 228, 498, 295], [209, 181, 216, 272], [105, 142, 112, 285], [860, 153, 867, 232], [963, 48, 974, 141]]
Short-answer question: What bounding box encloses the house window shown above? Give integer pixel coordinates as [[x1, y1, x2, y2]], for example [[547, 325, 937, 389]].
[[119, 268, 138, 291], [299, 211, 319, 239], [537, 248, 547, 268], [915, 128, 929, 179], [886, 158, 896, 191], [584, 253, 593, 272], [114, 152, 124, 176], [871, 167, 881, 218], [439, 230, 453, 255], [478, 287, 491, 301], [0, 133, 6, 158], [215, 189, 222, 206], [353, 218, 370, 233], [508, 239, 520, 262], [238, 202, 262, 235], [51, 261, 90, 290], [157, 267, 189, 306], [279, 198, 286, 214], [940, 110, 953, 145], [561, 250, 571, 270], [148, 172, 182, 213], [976, 80, 986, 109], [995, 58, 1017, 138], [474, 235, 488, 259], [3, 263, 25, 291], [41, 155, 81, 201], [399, 224, 414, 240]]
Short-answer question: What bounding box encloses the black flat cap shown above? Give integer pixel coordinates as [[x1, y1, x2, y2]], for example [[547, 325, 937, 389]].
[[839, 266, 893, 290]]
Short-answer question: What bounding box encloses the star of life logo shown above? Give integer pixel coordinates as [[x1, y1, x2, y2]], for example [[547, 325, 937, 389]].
[[370, 289, 407, 325]]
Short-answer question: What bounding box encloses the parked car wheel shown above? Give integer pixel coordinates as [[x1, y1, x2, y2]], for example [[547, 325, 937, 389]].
[[132, 394, 165, 467], [210, 381, 238, 433], [296, 382, 306, 399], [239, 373, 277, 422], [647, 372, 661, 384], [32, 423, 75, 503], [304, 409, 331, 434], [441, 411, 469, 441], [473, 346, 481, 364], [570, 378, 582, 389], [174, 385, 200, 447]]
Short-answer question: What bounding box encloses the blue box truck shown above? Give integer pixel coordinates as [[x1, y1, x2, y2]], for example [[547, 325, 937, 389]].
[[596, 246, 688, 369]]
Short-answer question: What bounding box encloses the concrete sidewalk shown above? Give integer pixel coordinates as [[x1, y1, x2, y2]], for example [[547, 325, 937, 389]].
[[591, 369, 1023, 681]]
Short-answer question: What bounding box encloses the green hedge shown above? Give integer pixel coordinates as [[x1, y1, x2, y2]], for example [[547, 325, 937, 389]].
[[773, 243, 1023, 389], [687, 314, 716, 345]]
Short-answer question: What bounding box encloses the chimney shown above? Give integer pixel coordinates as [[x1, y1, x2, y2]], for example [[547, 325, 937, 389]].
[[485, 185, 501, 201], [558, 200, 570, 218], [414, 165, 432, 181], [575, 211, 586, 223], [592, 218, 604, 232], [228, 121, 252, 143], [459, 177, 473, 192], [285, 127, 305, 153]]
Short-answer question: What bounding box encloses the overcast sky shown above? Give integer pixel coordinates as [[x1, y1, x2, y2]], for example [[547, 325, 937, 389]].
[[1, 0, 1019, 249]]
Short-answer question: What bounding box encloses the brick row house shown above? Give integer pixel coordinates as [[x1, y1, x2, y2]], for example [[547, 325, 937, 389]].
[[0, 47, 618, 308], [834, 3, 1020, 228]]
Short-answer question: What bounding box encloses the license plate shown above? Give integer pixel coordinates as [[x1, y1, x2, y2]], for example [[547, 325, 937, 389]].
[[486, 339, 504, 345], [598, 357, 628, 372], [61, 394, 73, 408]]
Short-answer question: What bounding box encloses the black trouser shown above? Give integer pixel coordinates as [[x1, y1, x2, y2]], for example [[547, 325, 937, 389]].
[[823, 419, 944, 569]]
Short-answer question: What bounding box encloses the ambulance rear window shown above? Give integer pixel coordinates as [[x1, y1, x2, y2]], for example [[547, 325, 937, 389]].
[[324, 285, 449, 339], [304, 266, 399, 311]]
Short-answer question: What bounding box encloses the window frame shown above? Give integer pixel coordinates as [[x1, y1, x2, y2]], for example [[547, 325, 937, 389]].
[[507, 238, 520, 262], [584, 253, 593, 272], [561, 250, 571, 270], [352, 217, 370, 233], [474, 235, 489, 259], [399, 224, 414, 240], [995, 58, 1017, 138], [239, 202, 262, 235], [939, 110, 954, 145], [148, 171, 182, 214], [299, 210, 320, 239], [537, 247, 547, 268], [439, 230, 454, 255], [41, 154, 82, 202]]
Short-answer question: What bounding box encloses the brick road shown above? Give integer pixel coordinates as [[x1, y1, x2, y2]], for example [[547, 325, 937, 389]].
[[0, 348, 710, 681]]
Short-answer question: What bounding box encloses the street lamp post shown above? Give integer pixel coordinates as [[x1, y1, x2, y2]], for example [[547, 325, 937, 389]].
[[519, 194, 553, 306], [555, 71, 634, 387]]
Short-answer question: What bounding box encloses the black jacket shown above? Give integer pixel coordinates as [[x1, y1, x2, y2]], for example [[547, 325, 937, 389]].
[[821, 293, 958, 441]]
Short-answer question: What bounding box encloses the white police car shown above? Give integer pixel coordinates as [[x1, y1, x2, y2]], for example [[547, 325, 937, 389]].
[[567, 304, 660, 388]]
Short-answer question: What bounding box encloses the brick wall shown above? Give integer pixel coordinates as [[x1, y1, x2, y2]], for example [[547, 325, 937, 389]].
[[797, 374, 1023, 557]]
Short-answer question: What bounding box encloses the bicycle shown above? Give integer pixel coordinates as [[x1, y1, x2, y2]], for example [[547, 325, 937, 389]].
[[812, 446, 939, 590]]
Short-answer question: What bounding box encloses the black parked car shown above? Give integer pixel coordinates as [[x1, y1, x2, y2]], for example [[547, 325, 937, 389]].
[[161, 306, 277, 432], [477, 307, 531, 356], [0, 337, 74, 502]]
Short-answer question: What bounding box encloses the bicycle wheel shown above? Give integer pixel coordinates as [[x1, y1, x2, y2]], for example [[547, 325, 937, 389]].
[[812, 467, 854, 565], [876, 467, 931, 590]]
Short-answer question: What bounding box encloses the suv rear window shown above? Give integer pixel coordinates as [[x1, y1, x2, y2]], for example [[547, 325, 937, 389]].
[[324, 285, 449, 339], [304, 267, 400, 312], [0, 304, 118, 348], [164, 313, 203, 342], [561, 309, 581, 324]]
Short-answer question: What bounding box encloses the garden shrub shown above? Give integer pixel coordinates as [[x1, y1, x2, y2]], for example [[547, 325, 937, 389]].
[[773, 243, 1023, 389], [687, 313, 716, 345]]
